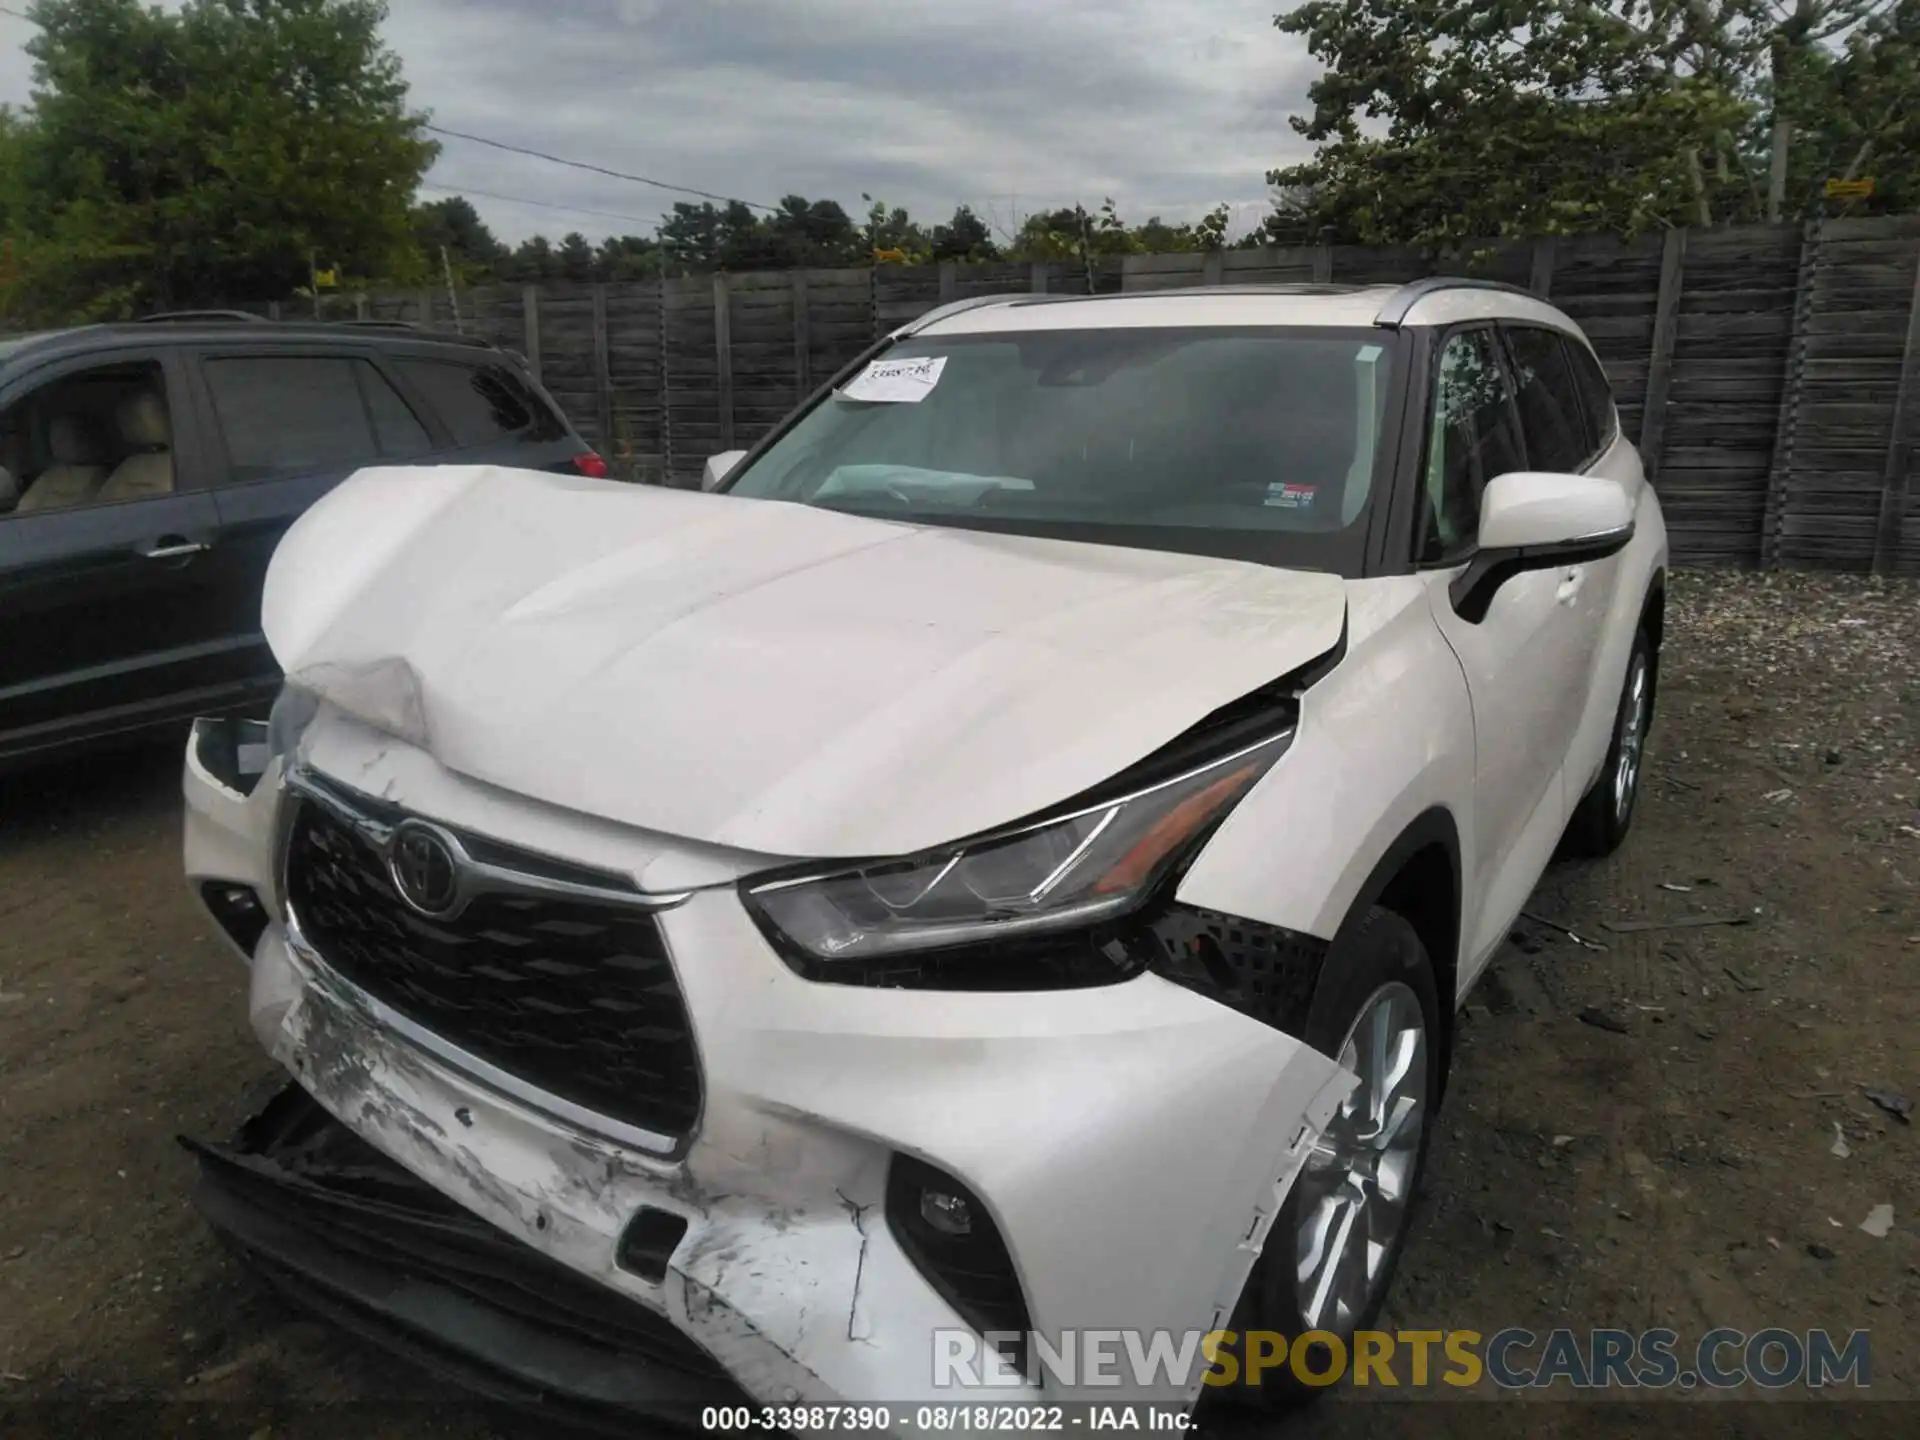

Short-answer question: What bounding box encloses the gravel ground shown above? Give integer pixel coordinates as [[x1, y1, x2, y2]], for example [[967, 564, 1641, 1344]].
[[0, 568, 1915, 1440]]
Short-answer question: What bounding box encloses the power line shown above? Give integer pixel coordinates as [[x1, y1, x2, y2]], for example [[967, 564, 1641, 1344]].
[[424, 123, 776, 212], [419, 181, 661, 230]]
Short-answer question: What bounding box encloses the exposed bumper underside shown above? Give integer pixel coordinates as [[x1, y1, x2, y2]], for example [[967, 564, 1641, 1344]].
[[185, 1083, 746, 1431]]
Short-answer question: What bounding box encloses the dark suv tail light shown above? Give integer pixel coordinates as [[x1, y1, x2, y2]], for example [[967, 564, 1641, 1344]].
[[571, 452, 609, 478]]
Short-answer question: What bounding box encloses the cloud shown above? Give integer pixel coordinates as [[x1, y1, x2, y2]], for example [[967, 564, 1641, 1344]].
[[0, 0, 1322, 244]]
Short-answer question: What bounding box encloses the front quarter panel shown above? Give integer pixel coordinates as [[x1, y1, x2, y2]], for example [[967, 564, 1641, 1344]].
[[1176, 575, 1477, 956]]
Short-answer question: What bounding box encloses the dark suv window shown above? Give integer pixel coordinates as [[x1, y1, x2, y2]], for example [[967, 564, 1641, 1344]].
[[1564, 340, 1619, 454], [1504, 326, 1589, 474], [393, 359, 562, 446], [205, 356, 431, 482]]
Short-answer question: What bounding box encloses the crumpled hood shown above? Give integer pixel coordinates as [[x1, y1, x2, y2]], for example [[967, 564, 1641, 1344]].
[[265, 465, 1347, 858]]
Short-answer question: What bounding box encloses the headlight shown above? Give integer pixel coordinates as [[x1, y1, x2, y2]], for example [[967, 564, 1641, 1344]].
[[743, 729, 1293, 966], [266, 682, 322, 767]]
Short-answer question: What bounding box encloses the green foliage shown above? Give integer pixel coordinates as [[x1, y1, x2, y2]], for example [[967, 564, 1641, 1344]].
[[413, 194, 504, 283], [9, 0, 435, 320], [1270, 0, 1919, 243]]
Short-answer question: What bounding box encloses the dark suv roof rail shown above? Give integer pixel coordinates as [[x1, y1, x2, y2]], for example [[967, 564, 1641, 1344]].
[[139, 309, 271, 324], [279, 318, 498, 350], [1373, 277, 1542, 327]]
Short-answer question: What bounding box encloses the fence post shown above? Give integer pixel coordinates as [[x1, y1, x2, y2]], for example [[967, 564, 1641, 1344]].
[[267, 300, 281, 321], [354, 293, 370, 321], [938, 261, 958, 302], [1528, 238, 1556, 298], [1030, 262, 1048, 294], [792, 271, 812, 398], [714, 273, 735, 452], [1311, 243, 1334, 284], [590, 283, 613, 455], [519, 286, 543, 383], [1202, 250, 1225, 286], [1638, 227, 1688, 487], [1762, 220, 1820, 570], [1871, 249, 1920, 574], [415, 289, 434, 326]]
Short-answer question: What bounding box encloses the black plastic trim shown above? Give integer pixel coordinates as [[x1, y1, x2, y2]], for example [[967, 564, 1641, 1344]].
[[1340, 806, 1463, 1016], [885, 1153, 1032, 1374], [1446, 523, 1636, 624], [1146, 906, 1330, 1035]]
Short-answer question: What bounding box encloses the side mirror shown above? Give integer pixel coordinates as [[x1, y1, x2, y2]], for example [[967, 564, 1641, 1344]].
[[1450, 471, 1634, 623], [702, 449, 747, 492]]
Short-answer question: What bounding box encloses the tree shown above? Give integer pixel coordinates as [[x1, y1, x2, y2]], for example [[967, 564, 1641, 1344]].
[[413, 194, 503, 281], [861, 195, 931, 263], [1268, 0, 1914, 243], [556, 231, 597, 282], [930, 205, 1000, 262], [13, 0, 435, 314], [502, 233, 555, 281], [765, 195, 862, 265]]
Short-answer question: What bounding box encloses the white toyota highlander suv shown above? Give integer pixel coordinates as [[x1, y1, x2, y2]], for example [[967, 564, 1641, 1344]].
[[180, 279, 1666, 1425]]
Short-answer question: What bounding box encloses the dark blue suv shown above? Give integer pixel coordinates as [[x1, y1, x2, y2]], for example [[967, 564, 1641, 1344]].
[[0, 312, 603, 768]]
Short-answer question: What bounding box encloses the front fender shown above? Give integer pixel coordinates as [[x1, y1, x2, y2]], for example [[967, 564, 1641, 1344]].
[[1176, 576, 1476, 953]]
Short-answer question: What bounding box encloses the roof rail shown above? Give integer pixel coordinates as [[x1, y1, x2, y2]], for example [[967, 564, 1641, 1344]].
[[1373, 277, 1542, 327], [138, 309, 270, 324], [337, 319, 421, 331], [892, 293, 1033, 338]]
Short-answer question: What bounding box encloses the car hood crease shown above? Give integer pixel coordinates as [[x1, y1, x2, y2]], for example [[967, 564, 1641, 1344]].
[[265, 465, 1349, 858]]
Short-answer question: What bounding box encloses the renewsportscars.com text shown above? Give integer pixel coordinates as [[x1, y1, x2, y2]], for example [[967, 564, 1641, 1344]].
[[933, 1326, 1872, 1391]]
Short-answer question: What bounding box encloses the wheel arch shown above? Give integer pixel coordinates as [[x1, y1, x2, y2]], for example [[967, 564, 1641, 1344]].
[[1330, 806, 1462, 1081], [1640, 568, 1666, 734]]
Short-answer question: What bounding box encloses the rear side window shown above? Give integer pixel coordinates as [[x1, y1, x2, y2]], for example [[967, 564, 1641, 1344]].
[[392, 359, 563, 446], [204, 356, 431, 482], [1564, 339, 1619, 454], [1504, 326, 1589, 473]]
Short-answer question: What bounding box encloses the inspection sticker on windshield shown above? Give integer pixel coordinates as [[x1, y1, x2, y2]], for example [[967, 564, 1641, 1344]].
[[1265, 482, 1317, 509], [840, 355, 947, 403]]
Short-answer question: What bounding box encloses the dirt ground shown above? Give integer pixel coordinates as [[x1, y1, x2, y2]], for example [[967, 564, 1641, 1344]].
[[0, 569, 1915, 1440]]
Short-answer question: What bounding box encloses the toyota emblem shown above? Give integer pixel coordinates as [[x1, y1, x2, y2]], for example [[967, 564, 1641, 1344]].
[[388, 822, 463, 917]]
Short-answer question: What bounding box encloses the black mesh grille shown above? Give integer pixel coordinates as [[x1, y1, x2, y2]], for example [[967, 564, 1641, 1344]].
[[1148, 905, 1327, 1034], [285, 796, 702, 1141]]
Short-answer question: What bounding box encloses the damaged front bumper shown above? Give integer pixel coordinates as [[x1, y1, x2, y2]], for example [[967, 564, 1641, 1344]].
[[185, 1082, 747, 1428], [182, 715, 1354, 1424]]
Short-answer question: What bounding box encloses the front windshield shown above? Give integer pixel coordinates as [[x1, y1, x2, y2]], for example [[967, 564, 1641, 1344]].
[[725, 325, 1399, 573]]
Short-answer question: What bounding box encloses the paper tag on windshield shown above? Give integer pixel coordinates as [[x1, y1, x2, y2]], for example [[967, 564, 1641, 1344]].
[[841, 355, 947, 403]]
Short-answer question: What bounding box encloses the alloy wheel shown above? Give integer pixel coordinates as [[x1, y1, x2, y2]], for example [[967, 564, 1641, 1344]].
[[1292, 980, 1429, 1333]]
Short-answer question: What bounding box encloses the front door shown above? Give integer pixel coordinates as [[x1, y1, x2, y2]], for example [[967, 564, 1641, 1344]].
[[1414, 326, 1590, 976], [0, 351, 240, 763]]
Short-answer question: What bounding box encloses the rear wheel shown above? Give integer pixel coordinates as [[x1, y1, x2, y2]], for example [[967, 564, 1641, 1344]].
[[1565, 627, 1654, 858], [1224, 907, 1441, 1406]]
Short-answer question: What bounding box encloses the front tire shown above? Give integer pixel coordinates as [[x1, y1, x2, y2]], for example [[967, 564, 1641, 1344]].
[[1224, 906, 1441, 1406], [1565, 626, 1654, 858]]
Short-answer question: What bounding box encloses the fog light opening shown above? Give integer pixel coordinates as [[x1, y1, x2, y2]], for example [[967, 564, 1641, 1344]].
[[201, 882, 269, 957], [886, 1153, 1031, 1376], [920, 1188, 973, 1236]]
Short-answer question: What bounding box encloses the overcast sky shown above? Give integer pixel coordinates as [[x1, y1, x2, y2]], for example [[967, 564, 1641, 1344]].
[[0, 0, 1320, 245]]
